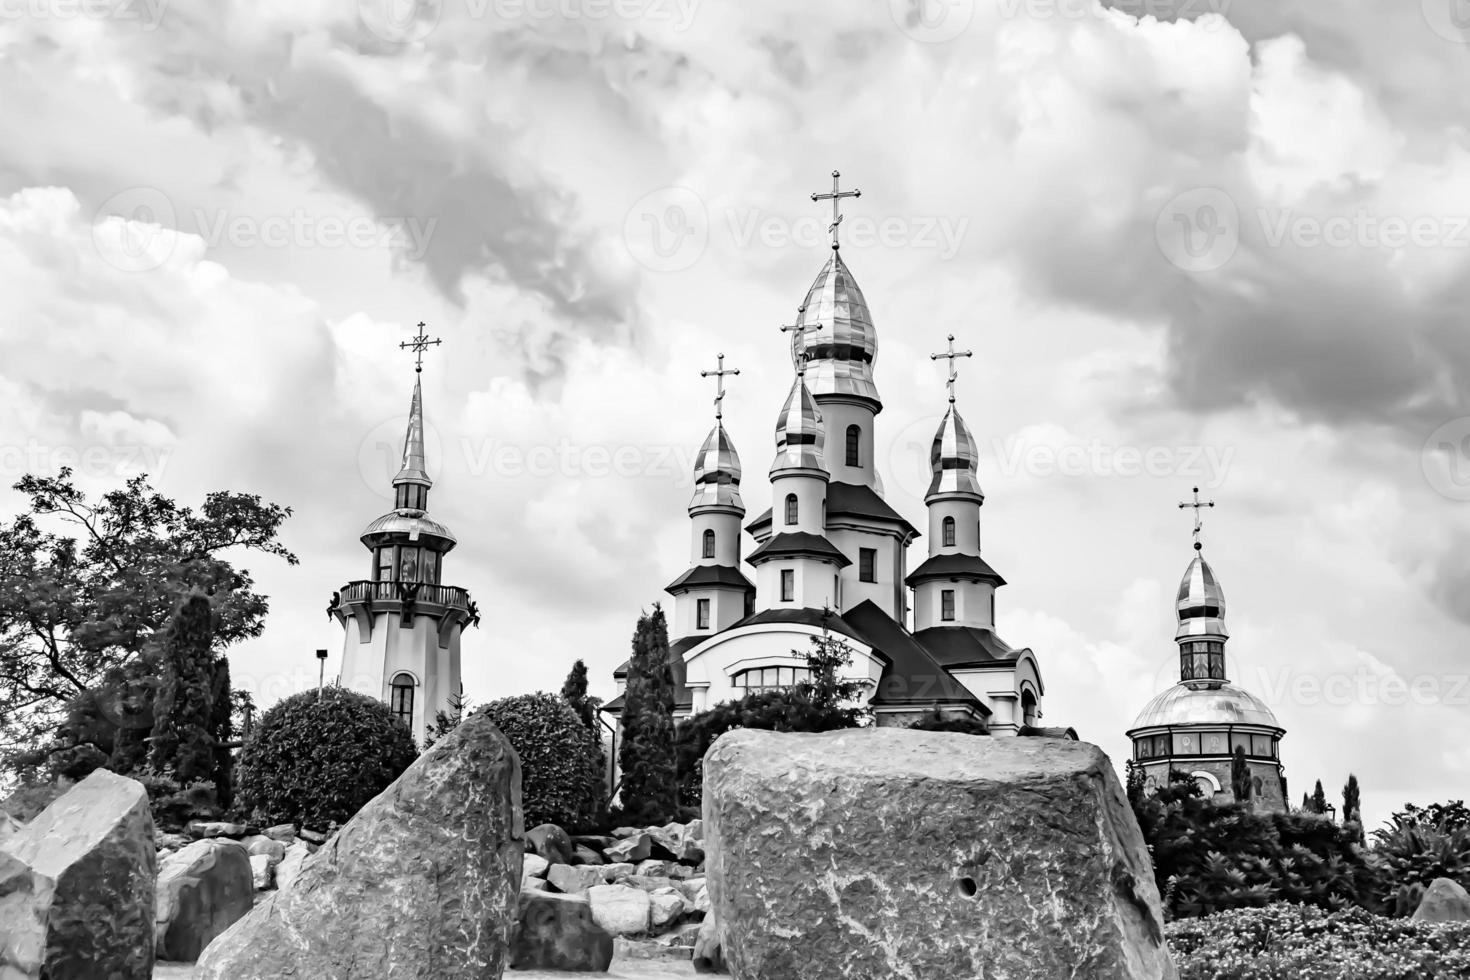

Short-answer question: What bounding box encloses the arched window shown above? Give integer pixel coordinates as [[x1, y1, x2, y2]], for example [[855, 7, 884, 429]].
[[702, 529, 716, 559], [784, 493, 799, 526], [732, 665, 814, 693], [389, 673, 415, 729], [942, 516, 956, 548], [845, 425, 861, 467], [1022, 690, 1038, 727]]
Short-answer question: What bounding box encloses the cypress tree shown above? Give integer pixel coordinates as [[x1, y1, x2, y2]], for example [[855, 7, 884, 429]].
[[1231, 745, 1252, 804], [1343, 773, 1363, 842], [618, 604, 676, 824], [1311, 779, 1329, 816], [209, 656, 234, 810], [561, 659, 601, 731], [148, 592, 218, 785]]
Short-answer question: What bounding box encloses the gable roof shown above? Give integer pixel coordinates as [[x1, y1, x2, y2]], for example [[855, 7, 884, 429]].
[[912, 626, 1025, 668], [745, 482, 920, 539], [841, 601, 987, 711], [747, 532, 851, 567], [664, 564, 755, 595]]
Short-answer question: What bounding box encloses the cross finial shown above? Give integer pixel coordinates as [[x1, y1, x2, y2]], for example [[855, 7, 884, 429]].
[[700, 353, 740, 421], [781, 308, 820, 368], [1178, 486, 1215, 550], [930, 334, 973, 404], [399, 321, 443, 374], [810, 169, 861, 250]]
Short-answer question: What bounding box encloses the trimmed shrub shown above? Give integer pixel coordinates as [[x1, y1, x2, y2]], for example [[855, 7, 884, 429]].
[[906, 708, 989, 736], [237, 687, 418, 830], [1168, 902, 1470, 979], [479, 694, 606, 832]]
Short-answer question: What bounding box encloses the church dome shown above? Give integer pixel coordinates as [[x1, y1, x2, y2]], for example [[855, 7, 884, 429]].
[[927, 404, 983, 501], [771, 373, 825, 474], [359, 511, 458, 549], [1129, 681, 1281, 731], [788, 251, 879, 406], [690, 422, 744, 512], [1176, 552, 1229, 641]]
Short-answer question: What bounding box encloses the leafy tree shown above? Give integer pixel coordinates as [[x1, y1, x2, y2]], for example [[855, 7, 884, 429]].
[[1126, 760, 1147, 810], [0, 469, 295, 772], [149, 593, 217, 785], [561, 659, 602, 732], [480, 693, 606, 831], [1371, 800, 1470, 915], [618, 605, 677, 824], [1231, 746, 1252, 804]]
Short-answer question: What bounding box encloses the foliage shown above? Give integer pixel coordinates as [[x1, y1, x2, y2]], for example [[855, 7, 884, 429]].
[[134, 771, 222, 832], [796, 626, 871, 726], [209, 657, 234, 811], [1167, 902, 1470, 979], [1342, 773, 1363, 845], [618, 605, 678, 825], [237, 687, 417, 830], [1308, 780, 1329, 815], [149, 593, 217, 784], [0, 778, 64, 822], [0, 469, 295, 773], [423, 688, 470, 750], [1231, 746, 1251, 804], [906, 707, 989, 736], [479, 693, 606, 832], [561, 660, 603, 732], [1370, 800, 1470, 916]]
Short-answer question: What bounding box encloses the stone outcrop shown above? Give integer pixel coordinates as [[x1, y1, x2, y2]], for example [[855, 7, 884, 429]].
[[703, 728, 1177, 980], [510, 890, 615, 971], [195, 710, 524, 979], [155, 838, 254, 962], [1413, 877, 1470, 923], [0, 850, 53, 980], [1, 769, 157, 980]]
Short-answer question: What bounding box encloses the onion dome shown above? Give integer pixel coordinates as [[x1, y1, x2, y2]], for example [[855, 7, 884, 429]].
[[787, 251, 879, 406], [927, 404, 983, 501], [359, 511, 458, 550], [1175, 551, 1228, 641], [394, 376, 432, 491], [771, 373, 825, 474], [1130, 682, 1280, 730], [690, 423, 744, 512]]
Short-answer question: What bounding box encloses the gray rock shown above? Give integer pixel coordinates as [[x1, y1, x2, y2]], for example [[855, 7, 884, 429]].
[[692, 910, 725, 974], [523, 877, 549, 892], [547, 863, 603, 895], [636, 858, 675, 877], [272, 841, 310, 893], [510, 890, 614, 971], [601, 862, 635, 882], [573, 844, 605, 866], [526, 823, 576, 866], [621, 874, 677, 893], [684, 818, 704, 841], [297, 827, 328, 845], [703, 728, 1176, 980], [0, 850, 53, 980], [262, 824, 297, 843], [523, 852, 550, 878], [650, 886, 687, 929], [1413, 877, 1470, 923], [246, 837, 286, 866], [155, 832, 191, 851], [155, 839, 253, 962], [248, 854, 273, 890], [1, 769, 157, 980], [0, 812, 22, 848], [187, 821, 248, 840], [611, 826, 643, 839], [195, 711, 523, 979], [572, 834, 616, 851], [605, 833, 652, 863], [587, 884, 651, 936]]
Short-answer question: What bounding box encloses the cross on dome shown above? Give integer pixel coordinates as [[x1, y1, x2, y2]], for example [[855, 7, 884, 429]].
[[930, 334, 973, 404], [700, 353, 740, 421], [399, 322, 442, 374], [810, 170, 861, 250], [1178, 486, 1216, 551]]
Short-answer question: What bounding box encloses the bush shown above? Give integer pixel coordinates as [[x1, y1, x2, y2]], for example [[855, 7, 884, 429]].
[[1167, 902, 1470, 979], [135, 772, 221, 832], [479, 693, 606, 832], [906, 708, 989, 735], [1371, 801, 1470, 915], [237, 687, 418, 830]]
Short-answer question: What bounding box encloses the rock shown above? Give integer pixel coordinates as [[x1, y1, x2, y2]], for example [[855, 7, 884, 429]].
[[0, 850, 54, 980], [692, 910, 725, 974], [187, 821, 248, 840], [523, 853, 550, 878], [263, 824, 297, 843], [675, 877, 710, 913], [661, 821, 687, 841], [248, 854, 273, 890], [684, 818, 704, 841], [573, 844, 605, 866], [621, 874, 677, 893], [669, 864, 697, 880], [611, 826, 643, 839], [677, 840, 706, 866], [1413, 877, 1470, 923], [616, 936, 694, 961], [154, 839, 254, 962], [297, 827, 328, 845], [1, 769, 157, 980], [703, 729, 1176, 980], [523, 877, 549, 892], [637, 858, 675, 877], [246, 837, 286, 866], [587, 883, 651, 936], [572, 834, 616, 852], [195, 711, 523, 979], [0, 812, 22, 848], [601, 862, 635, 882], [510, 890, 615, 971], [547, 863, 603, 895], [156, 832, 191, 851], [662, 920, 704, 948], [605, 833, 652, 863], [650, 887, 687, 929], [526, 823, 576, 866], [272, 841, 310, 892]]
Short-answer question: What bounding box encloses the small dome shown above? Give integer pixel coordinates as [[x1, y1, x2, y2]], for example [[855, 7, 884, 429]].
[[360, 511, 457, 548], [690, 423, 744, 512], [1129, 681, 1281, 731], [788, 251, 879, 405], [927, 404, 983, 500], [771, 374, 825, 474], [1176, 553, 1228, 641]]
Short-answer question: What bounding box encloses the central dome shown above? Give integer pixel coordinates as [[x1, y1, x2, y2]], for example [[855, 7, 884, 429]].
[[1128, 681, 1280, 731], [789, 251, 879, 405]]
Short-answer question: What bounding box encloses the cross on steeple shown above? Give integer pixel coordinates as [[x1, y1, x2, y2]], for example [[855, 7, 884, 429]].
[[700, 353, 740, 421], [1178, 487, 1215, 550], [930, 334, 973, 404], [810, 170, 861, 250], [399, 322, 442, 374]]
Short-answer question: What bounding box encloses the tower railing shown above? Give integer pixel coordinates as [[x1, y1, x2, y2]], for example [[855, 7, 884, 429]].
[[335, 579, 473, 611]]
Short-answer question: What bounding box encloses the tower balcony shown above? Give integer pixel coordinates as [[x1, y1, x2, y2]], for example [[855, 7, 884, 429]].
[[328, 579, 479, 646]]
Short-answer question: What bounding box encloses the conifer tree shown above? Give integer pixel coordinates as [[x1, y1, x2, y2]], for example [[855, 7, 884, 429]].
[[561, 659, 602, 731], [1311, 779, 1329, 816], [1231, 745, 1252, 804], [209, 655, 234, 810], [618, 605, 677, 824], [148, 593, 218, 785], [1343, 773, 1364, 842]]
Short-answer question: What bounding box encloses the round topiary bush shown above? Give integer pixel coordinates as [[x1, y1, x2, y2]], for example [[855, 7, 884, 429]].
[[478, 693, 606, 832], [237, 687, 418, 830]]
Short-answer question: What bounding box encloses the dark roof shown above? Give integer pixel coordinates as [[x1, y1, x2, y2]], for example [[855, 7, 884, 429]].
[[611, 634, 703, 684], [905, 553, 1007, 586], [841, 601, 987, 710], [725, 606, 864, 642], [744, 482, 919, 539], [747, 532, 851, 567], [1020, 725, 1080, 740], [912, 626, 1024, 668], [664, 564, 755, 595]]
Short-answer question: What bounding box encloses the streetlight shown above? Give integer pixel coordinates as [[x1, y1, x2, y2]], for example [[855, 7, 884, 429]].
[[316, 649, 328, 700]]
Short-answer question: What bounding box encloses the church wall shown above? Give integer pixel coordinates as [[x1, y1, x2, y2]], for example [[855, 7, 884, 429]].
[[689, 510, 742, 566], [913, 579, 996, 630], [754, 559, 840, 610], [813, 399, 878, 487], [828, 527, 903, 618], [768, 473, 827, 534], [926, 498, 981, 554], [681, 625, 883, 714], [673, 587, 747, 640], [339, 611, 460, 745]]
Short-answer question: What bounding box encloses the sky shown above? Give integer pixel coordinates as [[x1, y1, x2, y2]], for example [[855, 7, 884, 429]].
[[2, 0, 1469, 832]]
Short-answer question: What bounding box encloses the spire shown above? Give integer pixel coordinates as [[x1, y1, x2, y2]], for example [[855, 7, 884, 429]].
[[1174, 490, 1229, 682], [393, 374, 433, 491], [927, 404, 983, 501], [771, 358, 825, 474]]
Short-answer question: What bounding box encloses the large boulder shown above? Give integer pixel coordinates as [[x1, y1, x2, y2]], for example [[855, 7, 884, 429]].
[[1, 769, 156, 980], [692, 909, 725, 975], [0, 850, 54, 980], [605, 833, 652, 863], [588, 884, 651, 936], [1413, 877, 1470, 923], [196, 710, 524, 979], [155, 838, 254, 962], [273, 840, 311, 892], [704, 729, 1176, 980], [510, 890, 615, 971], [526, 824, 576, 866]]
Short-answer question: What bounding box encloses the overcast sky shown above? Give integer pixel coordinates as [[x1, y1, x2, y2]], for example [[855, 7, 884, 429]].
[[3, 0, 1470, 831]]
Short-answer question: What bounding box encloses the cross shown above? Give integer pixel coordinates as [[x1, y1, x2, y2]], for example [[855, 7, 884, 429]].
[[700, 353, 740, 421], [811, 170, 861, 250], [930, 334, 973, 404], [1178, 487, 1215, 550], [399, 322, 442, 374]]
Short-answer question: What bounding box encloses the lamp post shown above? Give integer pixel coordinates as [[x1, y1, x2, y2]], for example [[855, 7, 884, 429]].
[[316, 648, 328, 701]]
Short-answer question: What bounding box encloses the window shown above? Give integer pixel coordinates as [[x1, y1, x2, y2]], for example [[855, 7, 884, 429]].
[[396, 484, 426, 511], [784, 494, 799, 526], [988, 592, 995, 624], [781, 569, 795, 602], [941, 589, 956, 621], [942, 516, 956, 548], [702, 529, 716, 559], [389, 673, 415, 729], [845, 425, 861, 467], [376, 546, 394, 581], [421, 551, 439, 584], [398, 547, 420, 582], [859, 548, 877, 583], [696, 598, 711, 630], [1022, 691, 1038, 727], [733, 666, 814, 693]]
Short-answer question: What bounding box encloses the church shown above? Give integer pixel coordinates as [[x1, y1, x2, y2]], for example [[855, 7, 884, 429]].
[[604, 173, 1052, 738]]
